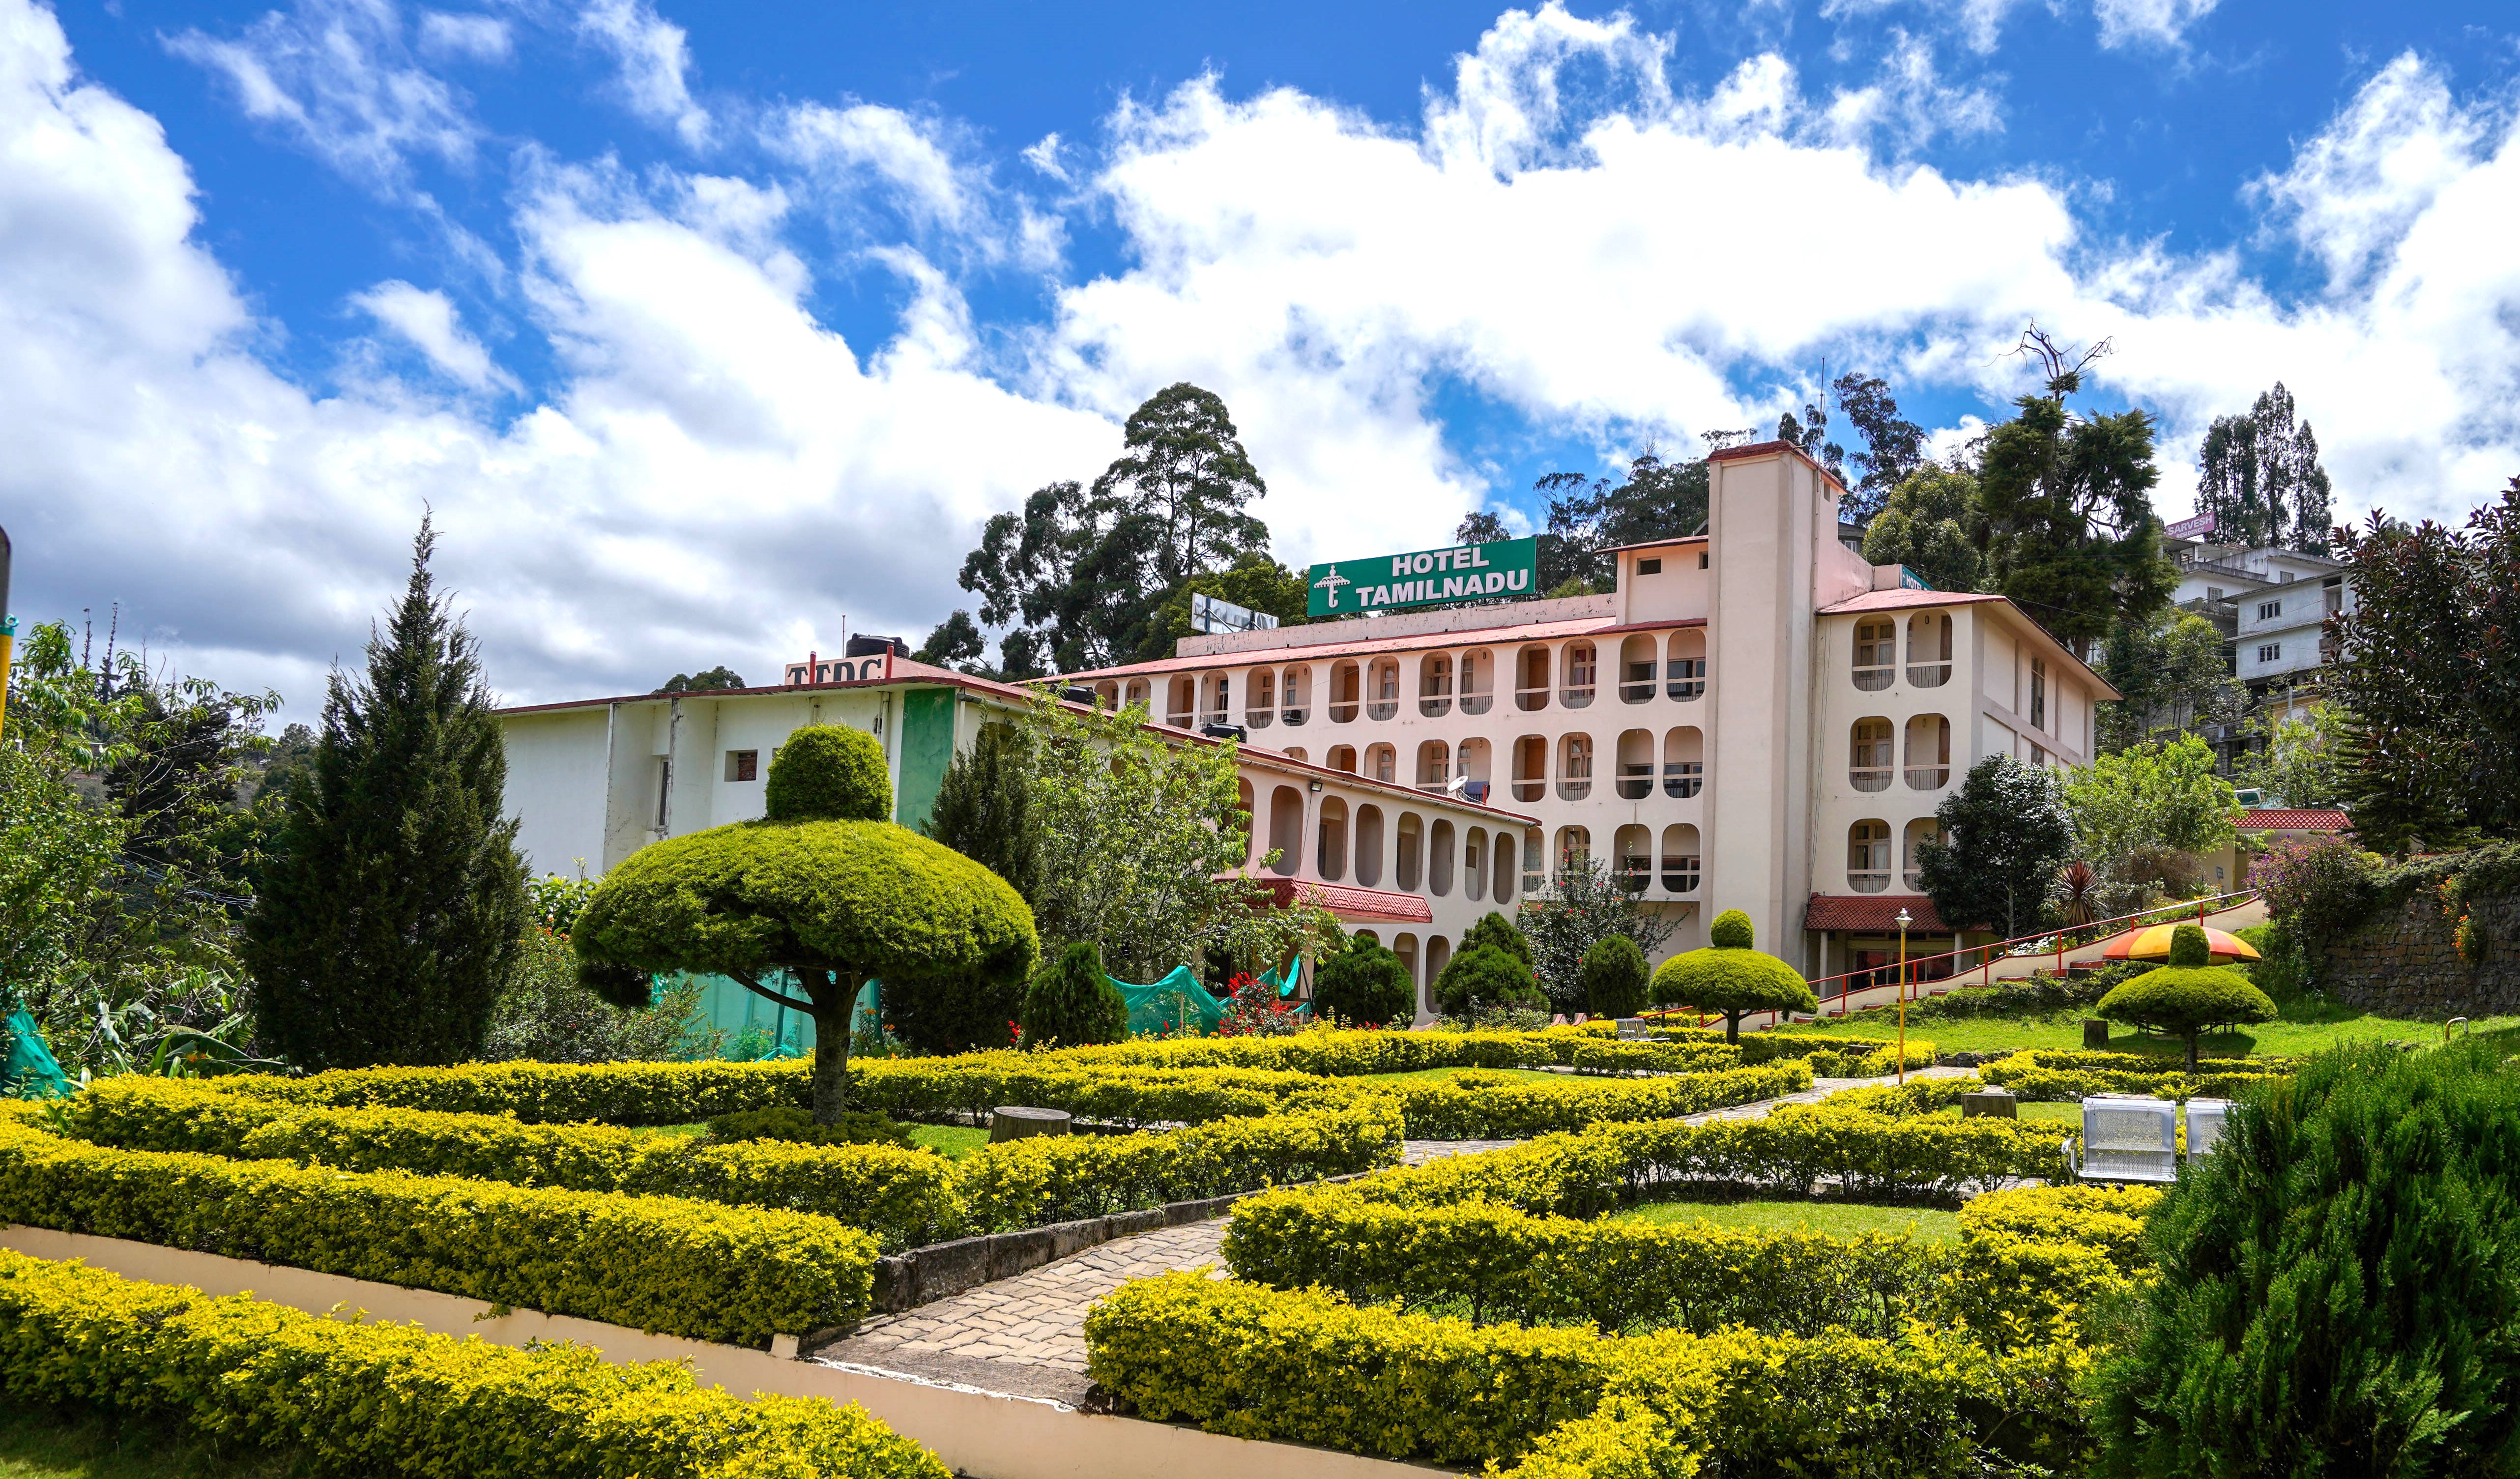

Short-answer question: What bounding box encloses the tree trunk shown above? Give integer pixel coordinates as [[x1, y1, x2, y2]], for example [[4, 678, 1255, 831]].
[[2184, 1031, 2199, 1075], [806, 968, 857, 1125], [1724, 1011, 1740, 1045]]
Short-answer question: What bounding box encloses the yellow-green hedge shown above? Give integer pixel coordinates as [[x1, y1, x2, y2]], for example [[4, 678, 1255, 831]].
[[1040, 1028, 1741, 1077], [1372, 1062, 1809, 1139], [1083, 1272, 2091, 1475], [0, 1251, 945, 1479], [0, 1118, 875, 1346], [1644, 1025, 1938, 1075], [1975, 1048, 2289, 1102], [1957, 1183, 2162, 1273]]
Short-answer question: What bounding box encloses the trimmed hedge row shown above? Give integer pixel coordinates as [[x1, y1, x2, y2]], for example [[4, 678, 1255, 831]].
[[60, 1078, 1401, 1252], [1043, 1029, 1741, 1077], [0, 1251, 945, 1479], [1646, 1025, 1939, 1074], [1957, 1183, 2162, 1273], [1083, 1272, 2091, 1476], [1975, 1048, 2288, 1102], [0, 1118, 875, 1346]]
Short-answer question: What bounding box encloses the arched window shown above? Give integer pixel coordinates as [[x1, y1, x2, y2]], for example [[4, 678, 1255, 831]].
[[1316, 797, 1348, 882], [1094, 680, 1119, 708], [1393, 934, 1419, 994], [1906, 613, 1952, 688], [1561, 642, 1598, 707], [1367, 659, 1401, 721], [1520, 831, 1543, 896], [1236, 780, 1256, 866], [1327, 744, 1357, 773], [1666, 630, 1707, 701], [1904, 714, 1951, 790], [1464, 827, 1488, 902], [1421, 935, 1451, 1017], [1124, 678, 1150, 710], [1904, 819, 1938, 891], [1662, 727, 1703, 799], [1329, 661, 1361, 723], [1851, 719, 1895, 792], [1167, 676, 1196, 728], [1281, 665, 1312, 725], [1619, 635, 1659, 703], [1365, 744, 1396, 783], [1849, 820, 1891, 892], [1854, 620, 1897, 691], [1456, 737, 1492, 800], [1245, 668, 1274, 728], [1417, 740, 1450, 789], [1554, 826, 1591, 882], [1660, 824, 1701, 893], [1557, 733, 1593, 800], [1419, 654, 1454, 717], [1430, 819, 1456, 897], [1396, 813, 1424, 891], [1498, 836, 1522, 904], [1355, 805, 1387, 888], [1516, 646, 1551, 711], [1512, 735, 1546, 803], [1616, 728, 1655, 799], [1459, 650, 1495, 715], [1615, 824, 1651, 894], [1203, 673, 1231, 725], [1266, 786, 1304, 878]]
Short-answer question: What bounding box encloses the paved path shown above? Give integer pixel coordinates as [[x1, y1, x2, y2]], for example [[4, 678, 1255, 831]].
[[811, 1073, 1969, 1405]]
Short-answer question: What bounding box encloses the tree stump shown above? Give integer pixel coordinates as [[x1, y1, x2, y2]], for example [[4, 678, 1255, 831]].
[[989, 1106, 1073, 1143], [2083, 1018, 2112, 1049], [1960, 1088, 2019, 1119]]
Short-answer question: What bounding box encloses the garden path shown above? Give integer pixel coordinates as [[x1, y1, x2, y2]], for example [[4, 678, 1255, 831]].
[[810, 1072, 1956, 1406]]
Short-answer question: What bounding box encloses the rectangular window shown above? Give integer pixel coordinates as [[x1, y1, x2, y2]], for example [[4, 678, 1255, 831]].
[[724, 749, 759, 782], [2258, 601, 2281, 620], [1697, 551, 1709, 569], [1636, 557, 1662, 575], [2029, 658, 2047, 730], [2258, 643, 2282, 663], [654, 758, 671, 829]]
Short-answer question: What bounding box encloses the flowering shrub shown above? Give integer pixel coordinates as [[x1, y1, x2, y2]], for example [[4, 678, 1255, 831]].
[[2250, 835, 2381, 942], [1216, 973, 1306, 1038]]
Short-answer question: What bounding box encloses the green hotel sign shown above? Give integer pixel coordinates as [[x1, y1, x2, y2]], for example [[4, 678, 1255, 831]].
[[1306, 536, 1538, 618]]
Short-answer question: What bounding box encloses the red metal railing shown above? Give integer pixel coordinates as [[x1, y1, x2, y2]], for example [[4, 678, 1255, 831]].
[[1643, 889, 2263, 1034]]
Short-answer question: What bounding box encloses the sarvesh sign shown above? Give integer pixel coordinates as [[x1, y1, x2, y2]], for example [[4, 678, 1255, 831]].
[[1306, 537, 1538, 618]]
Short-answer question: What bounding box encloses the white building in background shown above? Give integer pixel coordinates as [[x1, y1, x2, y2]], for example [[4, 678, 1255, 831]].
[[494, 653, 1532, 1038], [2164, 536, 2355, 769], [1057, 440, 2115, 1004]]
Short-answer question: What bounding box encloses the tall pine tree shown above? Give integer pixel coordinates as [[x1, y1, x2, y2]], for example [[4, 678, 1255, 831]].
[[2196, 382, 2333, 553], [244, 518, 527, 1068]]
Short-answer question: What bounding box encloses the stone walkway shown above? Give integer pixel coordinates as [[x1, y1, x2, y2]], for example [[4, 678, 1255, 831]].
[[811, 1072, 1970, 1405]]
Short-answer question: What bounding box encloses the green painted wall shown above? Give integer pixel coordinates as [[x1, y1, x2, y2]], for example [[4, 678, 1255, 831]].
[[896, 686, 958, 832]]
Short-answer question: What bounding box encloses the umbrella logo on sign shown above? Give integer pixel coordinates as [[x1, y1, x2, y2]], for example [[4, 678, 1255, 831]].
[[1311, 569, 1352, 610]]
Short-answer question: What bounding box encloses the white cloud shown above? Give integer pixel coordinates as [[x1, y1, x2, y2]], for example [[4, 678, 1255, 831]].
[[577, 0, 707, 147], [350, 280, 518, 391], [1823, 0, 2214, 54], [2092, 0, 2218, 49], [772, 101, 973, 232], [1822, 30, 2002, 148], [417, 11, 512, 62], [2251, 51, 2489, 290], [1022, 133, 1069, 181], [165, 0, 478, 194]]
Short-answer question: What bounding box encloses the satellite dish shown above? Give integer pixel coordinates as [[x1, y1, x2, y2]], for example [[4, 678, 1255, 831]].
[[1446, 773, 1469, 794]]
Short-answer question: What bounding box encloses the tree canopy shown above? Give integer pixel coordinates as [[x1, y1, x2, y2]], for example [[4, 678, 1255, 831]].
[[1514, 451, 1714, 596], [2064, 734, 2240, 907], [1916, 754, 2075, 939], [2195, 382, 2333, 554], [2098, 611, 2246, 753], [1861, 466, 1983, 594], [655, 666, 745, 693]]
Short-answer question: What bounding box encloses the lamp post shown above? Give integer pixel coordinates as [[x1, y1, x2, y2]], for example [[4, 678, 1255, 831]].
[[1894, 907, 1913, 1086], [0, 523, 13, 740]]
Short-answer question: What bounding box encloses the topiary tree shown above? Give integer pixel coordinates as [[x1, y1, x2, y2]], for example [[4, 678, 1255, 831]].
[[1581, 934, 1650, 1019], [1309, 936, 1414, 1027], [2095, 923, 2276, 1071], [1022, 940, 1129, 1047], [1649, 909, 1817, 1044], [1460, 911, 1533, 964], [1433, 943, 1547, 1018], [573, 725, 1038, 1122], [2092, 1040, 2520, 1476]]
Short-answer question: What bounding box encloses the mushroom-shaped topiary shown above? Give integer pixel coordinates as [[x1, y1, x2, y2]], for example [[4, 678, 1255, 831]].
[[1581, 935, 1650, 1019], [2096, 922, 2276, 1071], [573, 725, 1038, 1122], [1649, 909, 1817, 1044], [1433, 943, 1546, 1018]]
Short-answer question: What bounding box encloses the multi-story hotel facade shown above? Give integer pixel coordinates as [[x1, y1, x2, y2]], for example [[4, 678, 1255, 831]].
[[1057, 440, 2116, 1012]]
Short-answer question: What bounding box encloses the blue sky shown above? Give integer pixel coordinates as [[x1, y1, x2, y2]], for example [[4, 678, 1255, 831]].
[[5, 0, 2518, 706]]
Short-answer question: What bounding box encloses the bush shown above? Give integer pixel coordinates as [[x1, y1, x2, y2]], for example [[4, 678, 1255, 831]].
[[705, 1105, 916, 1149], [763, 724, 893, 822], [1461, 910, 1534, 963], [2249, 835, 2381, 943], [2092, 1042, 2520, 1476], [0, 1117, 877, 1346], [1580, 935, 1649, 1018], [950, 1100, 1402, 1229], [1308, 937, 1415, 1026], [1650, 913, 1818, 1043], [485, 927, 721, 1064], [1433, 943, 1545, 1016], [2095, 962, 2276, 1071], [1021, 942, 1129, 1047], [0, 1251, 946, 1479], [880, 969, 1021, 1055]]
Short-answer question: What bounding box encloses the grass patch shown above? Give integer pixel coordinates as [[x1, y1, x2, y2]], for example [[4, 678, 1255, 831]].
[[1614, 1197, 1962, 1244], [907, 1123, 991, 1158], [1771, 997, 2518, 1059], [1929, 1100, 2082, 1125], [0, 1400, 301, 1479], [1352, 1067, 1573, 1085]]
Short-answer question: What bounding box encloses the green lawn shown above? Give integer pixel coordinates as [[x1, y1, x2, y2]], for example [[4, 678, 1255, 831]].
[[1771, 997, 2515, 1059], [1353, 1067, 1573, 1085], [0, 1401, 293, 1479], [1929, 1100, 2082, 1125], [1614, 1198, 1961, 1244]]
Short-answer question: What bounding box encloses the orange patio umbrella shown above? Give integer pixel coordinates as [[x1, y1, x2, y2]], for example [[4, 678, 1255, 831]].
[[2100, 923, 2261, 962]]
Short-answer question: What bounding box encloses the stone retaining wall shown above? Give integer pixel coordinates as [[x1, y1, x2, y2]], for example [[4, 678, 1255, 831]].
[[2319, 879, 2520, 1018]]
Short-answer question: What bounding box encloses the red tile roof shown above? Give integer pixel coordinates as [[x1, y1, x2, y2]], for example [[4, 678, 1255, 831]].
[[1816, 589, 2004, 614], [2241, 808, 2352, 833], [1803, 895, 1953, 933], [1250, 877, 1433, 924]]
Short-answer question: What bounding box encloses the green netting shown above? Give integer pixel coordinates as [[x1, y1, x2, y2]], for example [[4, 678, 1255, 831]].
[[1259, 956, 1305, 999], [1110, 965, 1226, 1036], [2, 1009, 70, 1099]]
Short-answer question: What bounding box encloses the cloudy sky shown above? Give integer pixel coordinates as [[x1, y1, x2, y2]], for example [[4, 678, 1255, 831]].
[[4, 0, 2517, 710]]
